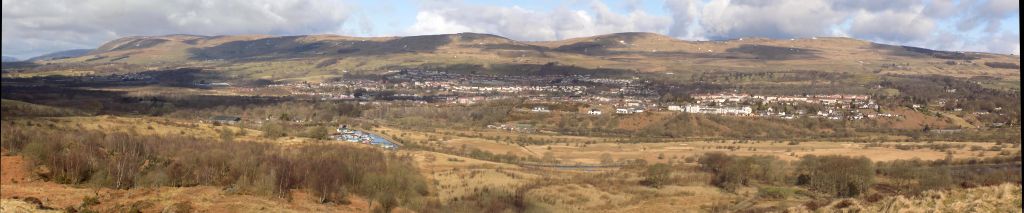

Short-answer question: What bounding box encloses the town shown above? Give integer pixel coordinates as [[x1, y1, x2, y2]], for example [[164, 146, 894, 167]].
[[257, 69, 893, 121], [18, 69, 969, 124]]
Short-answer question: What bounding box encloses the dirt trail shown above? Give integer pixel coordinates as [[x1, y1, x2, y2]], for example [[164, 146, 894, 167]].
[[1, 155, 31, 185]]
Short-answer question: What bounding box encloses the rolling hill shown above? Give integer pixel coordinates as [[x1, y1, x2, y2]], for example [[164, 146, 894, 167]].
[[11, 32, 1022, 82], [25, 49, 93, 61]]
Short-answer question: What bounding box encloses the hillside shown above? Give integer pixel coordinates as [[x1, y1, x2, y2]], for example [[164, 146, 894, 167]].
[[26, 49, 93, 61], [10, 32, 1021, 81]]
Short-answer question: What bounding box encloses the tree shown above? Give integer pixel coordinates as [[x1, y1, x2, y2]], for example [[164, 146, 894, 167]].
[[641, 163, 672, 188], [261, 122, 287, 138], [699, 153, 786, 192], [304, 126, 329, 140], [796, 155, 874, 197]]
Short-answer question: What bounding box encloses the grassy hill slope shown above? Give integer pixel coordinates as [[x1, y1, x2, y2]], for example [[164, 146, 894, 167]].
[[6, 32, 1018, 82]]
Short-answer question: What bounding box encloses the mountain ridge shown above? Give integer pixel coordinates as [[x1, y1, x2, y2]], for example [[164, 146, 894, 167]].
[[14, 32, 1020, 81], [26, 49, 93, 61]]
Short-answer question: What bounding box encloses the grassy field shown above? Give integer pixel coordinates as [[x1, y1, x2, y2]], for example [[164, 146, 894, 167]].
[[379, 126, 1017, 164], [0, 93, 1019, 212]]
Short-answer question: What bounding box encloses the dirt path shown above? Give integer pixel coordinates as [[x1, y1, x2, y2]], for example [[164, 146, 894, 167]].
[[1, 155, 31, 185]]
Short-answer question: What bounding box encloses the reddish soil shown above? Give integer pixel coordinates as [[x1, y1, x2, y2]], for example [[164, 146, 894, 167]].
[[1, 155, 32, 185]]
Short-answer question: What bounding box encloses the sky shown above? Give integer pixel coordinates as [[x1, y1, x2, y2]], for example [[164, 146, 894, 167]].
[[2, 0, 1020, 59]]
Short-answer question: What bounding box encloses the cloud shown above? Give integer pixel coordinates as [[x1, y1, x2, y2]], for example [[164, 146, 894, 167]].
[[2, 0, 1019, 56], [957, 0, 1019, 33], [405, 10, 476, 36], [985, 31, 1021, 55], [849, 10, 935, 43], [830, 0, 922, 12], [664, 0, 1018, 54], [404, 0, 670, 41], [698, 0, 844, 39], [663, 0, 699, 38], [2, 0, 353, 58], [923, 0, 959, 18]]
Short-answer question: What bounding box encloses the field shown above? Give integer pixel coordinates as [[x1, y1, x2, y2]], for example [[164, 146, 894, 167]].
[[1, 97, 1021, 212], [379, 127, 1016, 164], [365, 122, 1021, 212]]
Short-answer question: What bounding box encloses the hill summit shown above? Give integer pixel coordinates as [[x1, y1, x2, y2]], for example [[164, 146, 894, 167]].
[[19, 32, 1022, 79]]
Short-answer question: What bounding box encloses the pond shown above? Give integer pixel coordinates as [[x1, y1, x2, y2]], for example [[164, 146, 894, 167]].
[[334, 128, 398, 149]]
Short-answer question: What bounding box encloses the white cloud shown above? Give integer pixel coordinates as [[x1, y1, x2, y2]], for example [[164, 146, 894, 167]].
[[924, 0, 959, 18], [698, 0, 843, 39], [403, 0, 670, 41], [849, 10, 935, 43], [985, 31, 1021, 55], [671, 0, 1018, 54], [1, 0, 1019, 56], [406, 11, 475, 35], [830, 0, 922, 12], [663, 0, 699, 38], [957, 0, 1020, 33], [2, 0, 353, 58]]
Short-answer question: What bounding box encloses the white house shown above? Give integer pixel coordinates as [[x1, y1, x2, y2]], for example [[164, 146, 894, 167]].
[[668, 105, 683, 111], [532, 106, 550, 113], [616, 108, 633, 114], [588, 109, 602, 115], [684, 105, 702, 113]]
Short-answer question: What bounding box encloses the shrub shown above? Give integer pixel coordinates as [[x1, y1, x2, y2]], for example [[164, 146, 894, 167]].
[[796, 155, 874, 197], [2, 125, 430, 211], [757, 187, 795, 200], [81, 196, 100, 208], [641, 163, 672, 188], [699, 152, 787, 192]]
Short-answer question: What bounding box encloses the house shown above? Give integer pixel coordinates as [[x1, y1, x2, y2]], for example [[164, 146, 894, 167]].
[[616, 108, 633, 114], [210, 115, 241, 124], [683, 105, 702, 113], [515, 123, 536, 133], [667, 105, 683, 111], [531, 106, 550, 113], [588, 109, 602, 115]]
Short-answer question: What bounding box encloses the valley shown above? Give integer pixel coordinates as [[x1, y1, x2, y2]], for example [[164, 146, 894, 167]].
[[1, 32, 1021, 212]]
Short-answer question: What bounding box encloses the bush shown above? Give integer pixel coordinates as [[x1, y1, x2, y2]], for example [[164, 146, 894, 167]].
[[81, 196, 100, 208], [796, 155, 874, 197], [641, 163, 672, 188], [699, 152, 787, 192], [757, 187, 795, 200], [440, 186, 541, 213], [2, 125, 430, 210]]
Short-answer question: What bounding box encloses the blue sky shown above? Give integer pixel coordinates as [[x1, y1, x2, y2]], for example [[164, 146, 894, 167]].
[[2, 0, 1020, 59]]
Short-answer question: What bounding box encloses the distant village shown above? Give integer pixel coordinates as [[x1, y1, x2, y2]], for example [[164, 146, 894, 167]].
[[34, 69, 1010, 130], [256, 69, 899, 121]]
